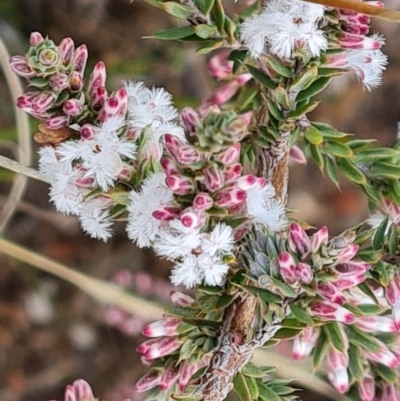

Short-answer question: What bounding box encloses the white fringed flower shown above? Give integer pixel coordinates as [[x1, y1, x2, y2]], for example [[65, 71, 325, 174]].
[[170, 255, 203, 288], [202, 223, 234, 257], [240, 0, 326, 59], [126, 172, 174, 248]]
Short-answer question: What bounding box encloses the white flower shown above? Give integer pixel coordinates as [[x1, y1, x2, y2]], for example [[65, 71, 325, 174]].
[[78, 199, 114, 242], [202, 223, 234, 257], [170, 256, 203, 288], [240, 0, 326, 59], [56, 139, 93, 164], [126, 172, 174, 248], [38, 146, 61, 182], [198, 254, 230, 286]]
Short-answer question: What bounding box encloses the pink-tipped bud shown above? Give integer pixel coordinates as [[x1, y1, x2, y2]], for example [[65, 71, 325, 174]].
[[215, 187, 246, 207], [58, 37, 75, 64], [165, 134, 184, 160], [88, 61, 107, 94], [178, 361, 198, 391], [333, 274, 365, 290], [311, 301, 356, 324], [73, 379, 95, 401], [180, 207, 206, 229], [16, 92, 38, 113], [160, 365, 180, 391], [136, 372, 161, 392], [292, 328, 316, 360], [364, 342, 400, 368], [236, 174, 258, 190], [338, 33, 382, 50], [236, 73, 252, 86], [278, 251, 296, 284], [69, 71, 84, 92], [215, 143, 241, 164], [386, 278, 400, 306], [90, 86, 108, 111], [74, 176, 95, 188], [166, 174, 195, 195], [63, 98, 83, 116], [317, 282, 345, 305], [117, 163, 134, 180], [142, 317, 180, 337], [338, 244, 359, 262], [99, 96, 120, 121], [356, 316, 397, 333], [289, 145, 307, 165], [241, 111, 252, 126], [80, 124, 96, 140], [393, 300, 400, 330], [289, 223, 310, 256], [310, 226, 328, 252], [64, 385, 78, 401], [193, 192, 213, 210], [327, 349, 349, 394], [359, 376, 375, 401], [72, 44, 88, 74], [49, 73, 69, 91], [203, 164, 224, 192], [334, 261, 369, 276], [176, 145, 202, 164], [160, 157, 180, 175], [294, 262, 313, 284], [208, 51, 233, 79], [211, 81, 239, 105], [170, 290, 194, 306], [33, 91, 57, 113], [223, 163, 242, 183], [29, 32, 44, 46], [381, 383, 400, 401], [45, 115, 71, 129], [152, 206, 181, 221], [116, 87, 128, 116], [141, 336, 181, 360], [9, 55, 35, 79], [181, 107, 199, 134]]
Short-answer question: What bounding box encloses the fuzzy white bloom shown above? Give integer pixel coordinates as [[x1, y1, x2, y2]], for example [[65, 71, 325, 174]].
[[78, 199, 114, 242], [170, 255, 203, 288], [240, 0, 326, 59], [38, 146, 62, 182], [246, 183, 287, 231], [126, 172, 174, 248], [202, 223, 234, 257], [198, 254, 230, 286]]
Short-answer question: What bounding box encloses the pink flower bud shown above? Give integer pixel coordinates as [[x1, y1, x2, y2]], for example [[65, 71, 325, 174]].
[[64, 385, 78, 401], [215, 143, 241, 164], [332, 274, 365, 290], [160, 365, 180, 391], [142, 317, 180, 337], [208, 51, 233, 79], [90, 86, 108, 111], [278, 252, 296, 284], [236, 73, 252, 86], [359, 376, 375, 401], [393, 300, 400, 330], [292, 328, 316, 360], [386, 279, 400, 306], [223, 163, 242, 183], [381, 383, 400, 401], [88, 61, 107, 94], [99, 96, 120, 121], [181, 107, 199, 134], [73, 379, 95, 401], [327, 349, 349, 394], [170, 290, 194, 306], [289, 223, 310, 256], [165, 134, 184, 160], [58, 37, 75, 64], [338, 244, 359, 262], [294, 262, 313, 284], [179, 360, 198, 391], [117, 163, 134, 180], [116, 87, 128, 116], [176, 145, 202, 164], [192, 192, 213, 211], [33, 91, 57, 113], [311, 301, 356, 324], [166, 174, 195, 195], [140, 336, 181, 359], [72, 44, 88, 74], [160, 157, 180, 175], [203, 164, 224, 192], [45, 115, 71, 129], [69, 71, 84, 92], [29, 32, 44, 46], [317, 282, 345, 304], [338, 33, 382, 50], [9, 55, 35, 78], [214, 187, 246, 207], [16, 92, 38, 113], [289, 145, 307, 165], [236, 174, 258, 190], [334, 261, 369, 276], [356, 316, 396, 333], [49, 73, 69, 91], [210, 81, 239, 105], [310, 226, 328, 252], [364, 341, 400, 368], [241, 111, 252, 126], [74, 176, 95, 188], [136, 371, 161, 392], [63, 98, 84, 116], [80, 124, 96, 140], [152, 206, 181, 221], [180, 207, 206, 229]]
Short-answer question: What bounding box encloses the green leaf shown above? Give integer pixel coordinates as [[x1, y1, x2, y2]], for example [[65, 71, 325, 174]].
[[373, 216, 389, 249], [274, 328, 302, 340], [347, 325, 380, 352], [336, 157, 366, 185], [266, 97, 283, 121], [229, 50, 248, 74], [241, 284, 282, 304], [246, 64, 277, 90], [325, 142, 353, 158], [236, 85, 259, 112], [369, 162, 400, 179], [348, 345, 364, 381], [310, 144, 324, 170], [108, 191, 130, 205], [317, 67, 346, 77], [346, 139, 376, 150], [216, 294, 235, 309], [213, 0, 225, 32], [195, 24, 218, 39], [313, 329, 329, 369], [297, 77, 331, 102], [361, 182, 380, 204], [242, 364, 266, 378], [150, 26, 196, 40], [261, 55, 294, 78], [245, 376, 259, 399], [376, 363, 398, 383], [289, 65, 318, 93], [304, 125, 323, 145], [325, 155, 340, 187], [172, 395, 203, 401], [233, 372, 252, 401], [257, 382, 281, 401], [198, 285, 223, 294], [288, 100, 320, 119], [164, 305, 200, 318], [162, 2, 194, 19], [290, 305, 314, 325], [313, 122, 350, 139], [28, 76, 48, 88], [196, 39, 224, 54], [271, 278, 297, 298], [388, 224, 398, 256], [353, 148, 399, 163], [194, 0, 214, 14], [324, 322, 346, 352]]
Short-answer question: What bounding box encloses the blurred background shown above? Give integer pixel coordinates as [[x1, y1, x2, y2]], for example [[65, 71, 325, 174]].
[[0, 1, 400, 400]]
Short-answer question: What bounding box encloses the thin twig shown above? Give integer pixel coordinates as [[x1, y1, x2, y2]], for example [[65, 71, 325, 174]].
[[0, 155, 47, 183], [0, 39, 32, 232]]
